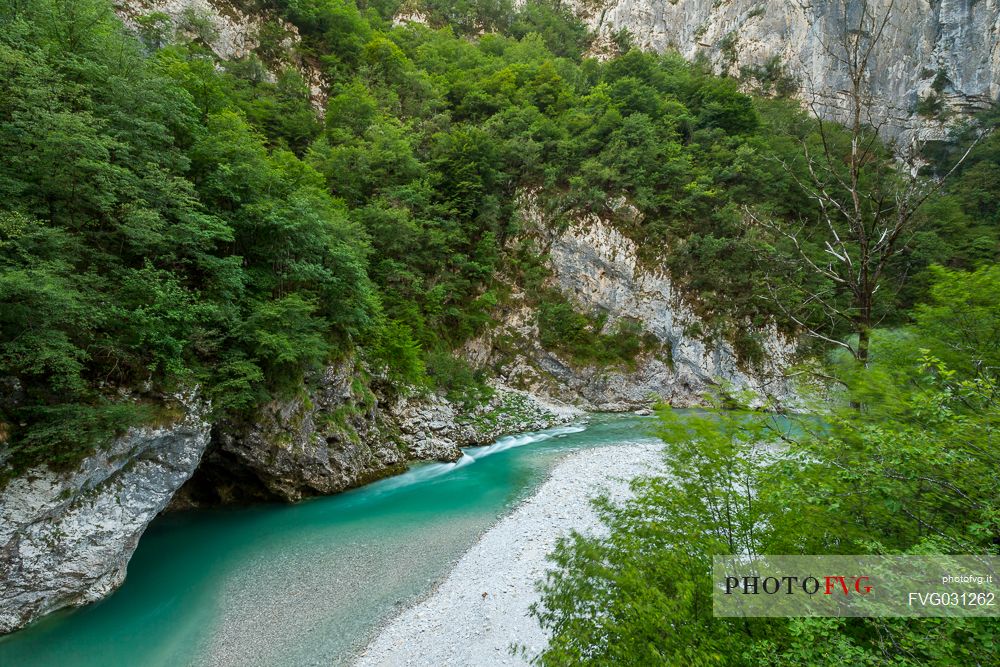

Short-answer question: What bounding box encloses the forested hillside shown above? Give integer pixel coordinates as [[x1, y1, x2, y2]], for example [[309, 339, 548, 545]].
[[1, 0, 997, 478]]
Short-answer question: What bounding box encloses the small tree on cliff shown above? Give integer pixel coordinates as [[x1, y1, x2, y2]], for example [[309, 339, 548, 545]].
[[747, 0, 983, 365]]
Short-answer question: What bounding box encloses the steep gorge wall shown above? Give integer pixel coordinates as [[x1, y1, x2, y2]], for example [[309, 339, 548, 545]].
[[466, 196, 797, 410], [113, 0, 327, 107], [176, 360, 577, 505], [0, 0, 825, 635], [118, 1, 1000, 138], [0, 372, 574, 633], [561, 0, 1000, 138], [0, 394, 211, 633]]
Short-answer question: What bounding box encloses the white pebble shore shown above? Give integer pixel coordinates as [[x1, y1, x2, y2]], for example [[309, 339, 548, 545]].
[[354, 443, 665, 667]]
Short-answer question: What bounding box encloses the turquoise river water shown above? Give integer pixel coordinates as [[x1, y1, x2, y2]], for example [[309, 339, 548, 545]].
[[0, 414, 662, 667]]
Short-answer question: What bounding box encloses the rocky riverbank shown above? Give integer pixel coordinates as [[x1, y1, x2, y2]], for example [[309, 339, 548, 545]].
[[355, 442, 665, 666], [0, 392, 211, 634], [173, 360, 581, 506], [0, 372, 578, 634]]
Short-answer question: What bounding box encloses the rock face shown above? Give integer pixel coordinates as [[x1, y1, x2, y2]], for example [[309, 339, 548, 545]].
[[0, 396, 210, 634], [0, 369, 575, 633], [391, 380, 580, 460], [114, 0, 268, 60], [465, 196, 795, 410], [179, 358, 579, 504], [113, 0, 326, 107], [123, 1, 1000, 139], [557, 0, 999, 138], [197, 361, 408, 504]]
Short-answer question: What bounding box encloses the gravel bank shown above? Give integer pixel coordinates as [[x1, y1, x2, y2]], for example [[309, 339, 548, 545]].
[[355, 443, 665, 667]]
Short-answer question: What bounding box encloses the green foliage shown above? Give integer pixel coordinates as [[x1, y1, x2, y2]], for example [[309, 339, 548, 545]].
[[273, 0, 982, 363], [533, 267, 1000, 665], [741, 55, 798, 97], [911, 264, 1000, 379], [536, 291, 658, 368], [0, 0, 375, 472], [416, 0, 514, 34], [254, 18, 295, 63], [2, 1, 990, 659], [368, 319, 428, 387], [277, 0, 373, 75], [1, 0, 993, 475], [916, 93, 945, 118], [177, 6, 219, 46], [243, 294, 329, 389], [931, 68, 951, 94], [227, 67, 324, 154], [532, 396, 785, 665], [136, 11, 173, 50], [424, 346, 493, 407], [927, 110, 1000, 264], [10, 401, 154, 472], [508, 0, 590, 60]]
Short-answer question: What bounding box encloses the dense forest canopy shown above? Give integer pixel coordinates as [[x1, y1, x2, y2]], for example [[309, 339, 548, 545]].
[[0, 0, 997, 476]]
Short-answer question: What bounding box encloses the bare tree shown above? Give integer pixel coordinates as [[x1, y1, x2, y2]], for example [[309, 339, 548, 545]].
[[748, 0, 984, 365]]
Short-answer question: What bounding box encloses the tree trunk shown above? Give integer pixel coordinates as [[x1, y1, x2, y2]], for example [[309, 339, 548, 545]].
[[857, 327, 870, 366]]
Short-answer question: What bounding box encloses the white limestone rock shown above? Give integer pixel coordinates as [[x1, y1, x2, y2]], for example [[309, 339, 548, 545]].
[[530, 0, 1000, 139], [207, 359, 580, 502], [0, 393, 210, 634], [113, 0, 327, 107], [469, 193, 797, 409]]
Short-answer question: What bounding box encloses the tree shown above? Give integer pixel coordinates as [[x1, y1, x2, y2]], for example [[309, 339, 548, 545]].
[[911, 264, 1000, 378], [747, 0, 985, 364], [532, 268, 1000, 664], [527, 390, 784, 665]]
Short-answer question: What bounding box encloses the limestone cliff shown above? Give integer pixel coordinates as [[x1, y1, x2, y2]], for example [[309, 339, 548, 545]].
[[0, 0, 819, 636], [112, 0, 326, 107], [465, 195, 796, 410], [120, 1, 1000, 138], [173, 359, 578, 504], [0, 394, 210, 634], [0, 367, 573, 634], [557, 0, 999, 138]]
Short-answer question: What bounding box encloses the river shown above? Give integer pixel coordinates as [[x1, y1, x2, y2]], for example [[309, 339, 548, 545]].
[[0, 414, 662, 667]]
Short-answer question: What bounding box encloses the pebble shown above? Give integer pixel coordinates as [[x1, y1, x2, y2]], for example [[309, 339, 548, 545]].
[[354, 443, 664, 666]]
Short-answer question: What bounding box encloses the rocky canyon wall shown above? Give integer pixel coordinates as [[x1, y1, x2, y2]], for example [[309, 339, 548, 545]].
[[465, 195, 798, 410], [557, 0, 999, 139], [177, 360, 577, 505], [0, 394, 210, 633]]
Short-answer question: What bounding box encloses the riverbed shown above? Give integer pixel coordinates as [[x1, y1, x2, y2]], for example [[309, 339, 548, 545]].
[[357, 442, 664, 666], [0, 414, 664, 667]]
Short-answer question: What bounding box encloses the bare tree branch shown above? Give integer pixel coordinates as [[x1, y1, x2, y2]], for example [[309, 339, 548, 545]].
[[753, 0, 988, 366]]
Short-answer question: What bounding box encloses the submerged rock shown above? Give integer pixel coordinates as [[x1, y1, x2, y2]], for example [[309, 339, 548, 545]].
[[0, 393, 210, 634]]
